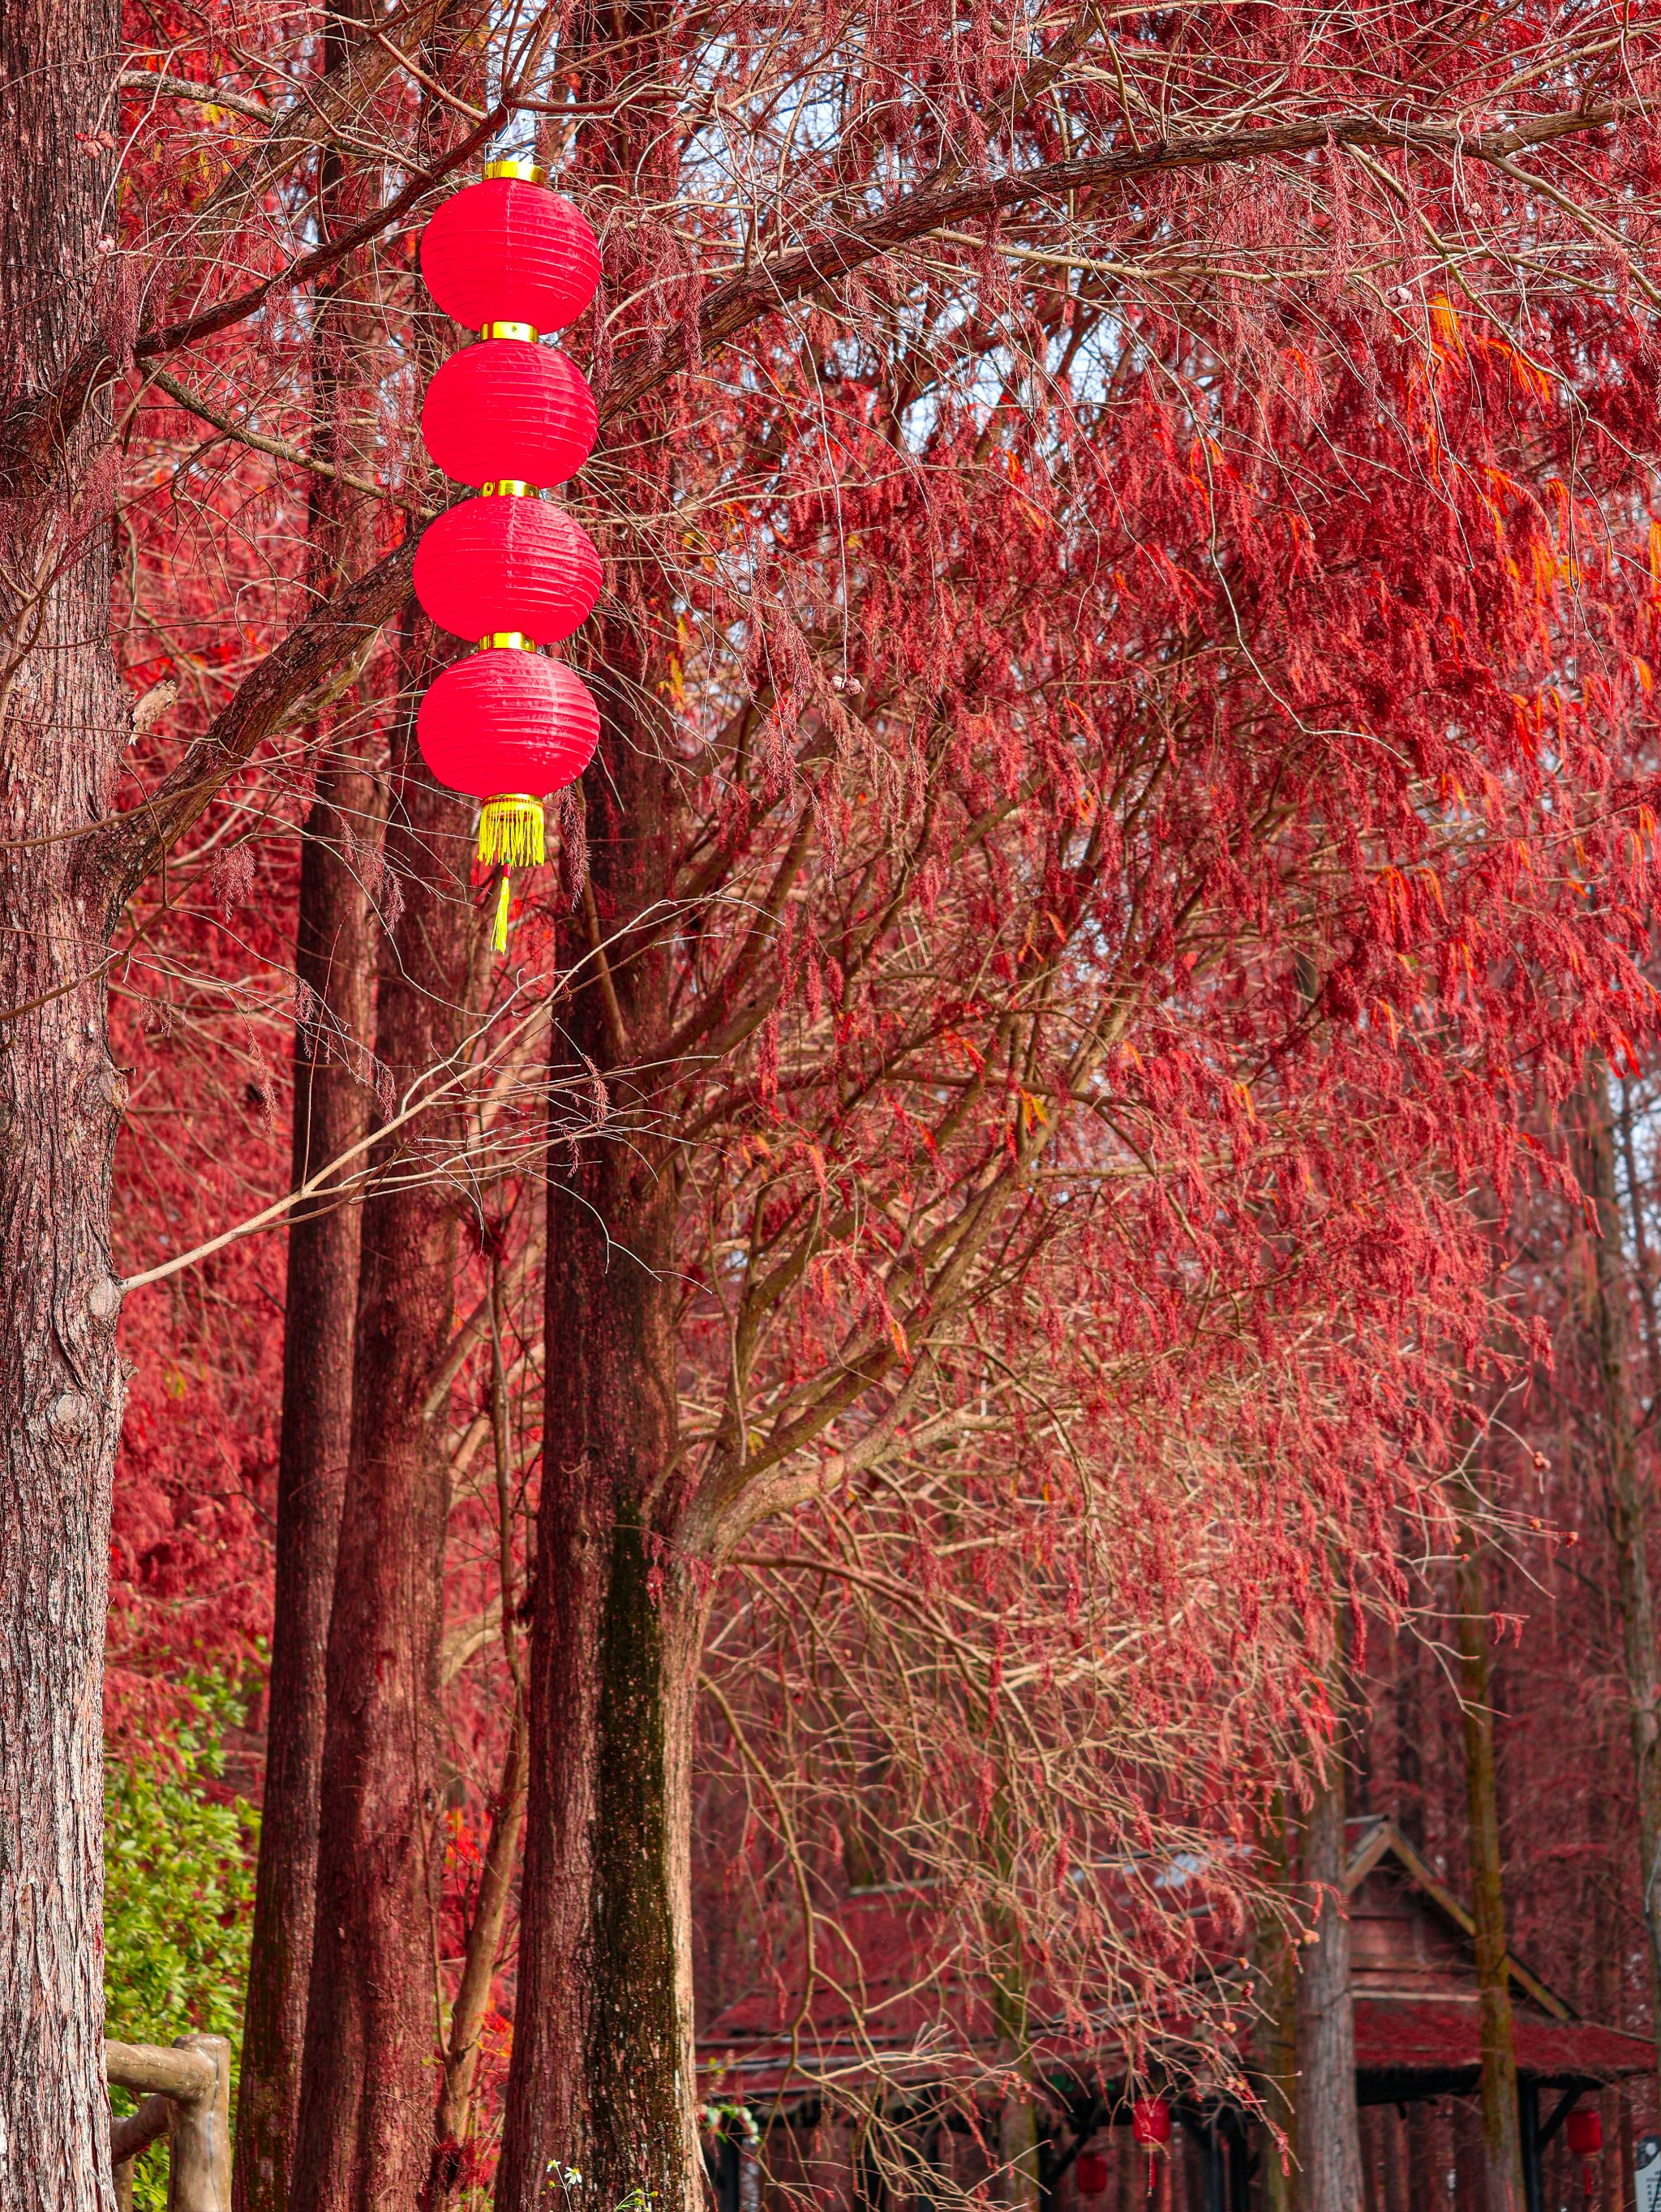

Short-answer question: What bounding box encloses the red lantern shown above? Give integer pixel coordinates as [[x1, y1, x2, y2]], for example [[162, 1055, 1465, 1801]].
[[414, 493, 602, 645], [1075, 2153, 1109, 2196], [422, 341, 597, 489], [421, 166, 600, 335], [1131, 2098, 1171, 2150], [1566, 2109, 1603, 2158], [418, 647, 599, 804], [418, 645, 599, 946]]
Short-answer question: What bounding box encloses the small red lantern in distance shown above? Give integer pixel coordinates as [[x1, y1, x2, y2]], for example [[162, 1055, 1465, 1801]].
[[1075, 2153, 1109, 2196], [1566, 2109, 1603, 2158], [1131, 2098, 1172, 2150]]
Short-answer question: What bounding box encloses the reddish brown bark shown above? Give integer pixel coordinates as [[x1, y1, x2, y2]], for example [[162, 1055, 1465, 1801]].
[[234, 14, 381, 2202], [1453, 1509, 1526, 2212], [1255, 1797, 1298, 2212], [426, 1691, 526, 2206], [495, 620, 702, 2212], [287, 609, 477, 2212], [427, 1268, 529, 2206], [0, 5, 127, 2204], [1297, 1761, 1363, 2212], [1576, 1077, 1661, 2112], [283, 21, 487, 2203]]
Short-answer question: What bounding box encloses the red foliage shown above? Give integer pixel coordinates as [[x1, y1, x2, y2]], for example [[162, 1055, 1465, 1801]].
[[88, 0, 1661, 2179]]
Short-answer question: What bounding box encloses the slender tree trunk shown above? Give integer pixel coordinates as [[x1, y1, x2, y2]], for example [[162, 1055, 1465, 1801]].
[[1406, 2105, 1440, 2212], [1389, 1614, 1427, 1853], [1593, 1721, 1624, 2212], [426, 1692, 527, 2206], [427, 1260, 529, 2206], [235, 13, 380, 2200], [1298, 1760, 1363, 2212], [990, 1937, 1040, 2212], [1576, 1074, 1661, 2108], [285, 22, 487, 2201], [1453, 1507, 1525, 2212], [1255, 1795, 1299, 2212], [1379, 2106, 1406, 2212], [287, 602, 478, 2212], [0, 6, 126, 2206], [496, 592, 697, 2210]]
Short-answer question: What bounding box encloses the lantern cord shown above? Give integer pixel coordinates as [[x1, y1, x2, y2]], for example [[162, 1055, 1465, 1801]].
[[491, 872, 513, 954], [478, 795, 546, 868]]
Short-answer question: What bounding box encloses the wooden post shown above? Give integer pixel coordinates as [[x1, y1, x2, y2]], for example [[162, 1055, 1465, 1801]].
[[168, 2034, 232, 2212], [105, 2037, 232, 2212]]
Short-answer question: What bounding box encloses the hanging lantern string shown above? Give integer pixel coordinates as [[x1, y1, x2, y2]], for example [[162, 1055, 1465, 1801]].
[[490, 872, 513, 954], [415, 159, 603, 955]]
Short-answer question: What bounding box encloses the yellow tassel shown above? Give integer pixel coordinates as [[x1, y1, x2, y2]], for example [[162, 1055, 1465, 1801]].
[[477, 795, 545, 868], [491, 873, 513, 953]]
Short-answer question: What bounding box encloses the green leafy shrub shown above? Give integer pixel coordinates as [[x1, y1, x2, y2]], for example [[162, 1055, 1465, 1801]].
[[105, 1689, 257, 2209]]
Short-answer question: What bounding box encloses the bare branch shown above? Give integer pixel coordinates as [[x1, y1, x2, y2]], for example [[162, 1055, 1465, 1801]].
[[602, 98, 1645, 419]]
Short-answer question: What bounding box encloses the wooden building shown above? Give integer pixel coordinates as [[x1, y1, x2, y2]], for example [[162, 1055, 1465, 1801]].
[[697, 1817, 1653, 2212]]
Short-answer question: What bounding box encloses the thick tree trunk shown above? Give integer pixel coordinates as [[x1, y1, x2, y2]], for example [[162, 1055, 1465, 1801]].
[[496, 602, 695, 2212], [235, 734, 376, 2212], [998, 2087, 1041, 2212], [0, 6, 126, 2206], [288, 611, 476, 2212], [1453, 1511, 1525, 2212], [496, 1181, 698, 2212], [235, 13, 380, 2198], [1297, 1763, 1363, 2212], [1576, 1075, 1661, 2109]]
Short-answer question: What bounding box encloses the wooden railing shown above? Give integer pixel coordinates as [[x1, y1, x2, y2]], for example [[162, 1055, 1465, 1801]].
[[105, 2035, 231, 2212]]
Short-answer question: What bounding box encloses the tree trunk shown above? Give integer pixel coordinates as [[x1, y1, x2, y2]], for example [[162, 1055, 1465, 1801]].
[[427, 1261, 529, 2206], [495, 1203, 699, 2212], [990, 1941, 1040, 2212], [998, 2093, 1041, 2212], [1255, 1796, 1299, 2212], [235, 12, 380, 2200], [1390, 1617, 1426, 1853], [426, 1691, 526, 2206], [0, 6, 126, 2206], [1576, 1074, 1661, 2109], [496, 598, 695, 2210], [287, 607, 476, 2212], [1453, 1511, 1525, 2212], [1297, 1762, 1363, 2212]]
